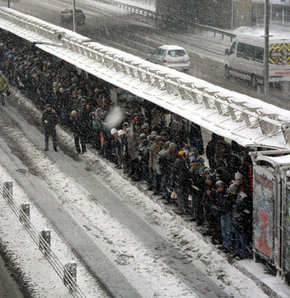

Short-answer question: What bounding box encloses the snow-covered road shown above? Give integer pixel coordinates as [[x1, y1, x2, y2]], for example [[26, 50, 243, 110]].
[[0, 88, 272, 297], [9, 0, 290, 109]]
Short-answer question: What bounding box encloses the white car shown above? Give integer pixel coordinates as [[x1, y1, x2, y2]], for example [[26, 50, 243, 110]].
[[147, 45, 190, 72]]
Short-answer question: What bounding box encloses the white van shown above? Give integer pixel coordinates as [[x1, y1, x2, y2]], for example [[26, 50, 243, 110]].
[[147, 45, 191, 72], [224, 35, 290, 87]]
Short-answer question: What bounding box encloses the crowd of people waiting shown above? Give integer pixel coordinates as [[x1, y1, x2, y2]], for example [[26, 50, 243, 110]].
[[0, 30, 253, 260]]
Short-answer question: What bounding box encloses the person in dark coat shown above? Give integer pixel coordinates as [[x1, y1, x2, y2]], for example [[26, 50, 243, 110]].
[[171, 151, 190, 215], [206, 133, 218, 169], [79, 101, 94, 142], [70, 110, 86, 154], [158, 142, 178, 201], [188, 156, 206, 225], [42, 104, 58, 151], [216, 180, 233, 252], [231, 183, 250, 259], [138, 133, 150, 182]]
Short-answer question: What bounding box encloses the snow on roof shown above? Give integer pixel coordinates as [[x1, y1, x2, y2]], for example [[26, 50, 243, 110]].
[[1, 8, 290, 150], [159, 45, 186, 50], [234, 26, 290, 41]]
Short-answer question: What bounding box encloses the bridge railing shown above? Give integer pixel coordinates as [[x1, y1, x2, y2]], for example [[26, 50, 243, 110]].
[[94, 0, 236, 40]]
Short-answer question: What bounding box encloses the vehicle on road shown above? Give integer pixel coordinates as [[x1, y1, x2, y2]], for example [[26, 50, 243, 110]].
[[60, 8, 86, 25], [224, 35, 290, 88], [147, 45, 190, 72]]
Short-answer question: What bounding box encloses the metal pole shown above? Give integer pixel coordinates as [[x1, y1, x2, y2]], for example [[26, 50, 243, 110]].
[[264, 0, 270, 102], [231, 0, 234, 31], [72, 0, 76, 32], [8, 0, 10, 8]]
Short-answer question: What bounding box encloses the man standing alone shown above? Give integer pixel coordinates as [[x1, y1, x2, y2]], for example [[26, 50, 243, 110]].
[[42, 104, 58, 151]]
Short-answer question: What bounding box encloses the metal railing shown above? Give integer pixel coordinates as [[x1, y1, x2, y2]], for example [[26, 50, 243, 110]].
[[0, 181, 86, 298]]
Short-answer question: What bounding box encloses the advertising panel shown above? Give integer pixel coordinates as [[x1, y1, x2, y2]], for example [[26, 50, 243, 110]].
[[284, 184, 290, 273], [253, 166, 276, 262]]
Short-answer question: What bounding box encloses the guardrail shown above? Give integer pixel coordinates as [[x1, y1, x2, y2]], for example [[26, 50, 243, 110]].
[[94, 0, 236, 41], [0, 180, 86, 298], [0, 7, 289, 149]]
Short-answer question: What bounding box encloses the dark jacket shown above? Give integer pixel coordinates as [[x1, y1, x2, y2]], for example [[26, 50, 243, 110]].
[[138, 140, 150, 164], [70, 115, 85, 137], [216, 189, 232, 215], [159, 149, 178, 177], [232, 191, 251, 234], [171, 156, 189, 191], [42, 109, 58, 131]]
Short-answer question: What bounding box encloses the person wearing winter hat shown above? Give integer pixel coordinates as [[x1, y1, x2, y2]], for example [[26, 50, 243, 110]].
[[111, 128, 118, 136], [234, 171, 251, 197], [171, 147, 190, 215], [109, 128, 119, 165], [42, 103, 59, 151]]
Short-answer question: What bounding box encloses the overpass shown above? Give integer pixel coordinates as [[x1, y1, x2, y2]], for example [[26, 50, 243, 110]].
[[0, 7, 289, 150]]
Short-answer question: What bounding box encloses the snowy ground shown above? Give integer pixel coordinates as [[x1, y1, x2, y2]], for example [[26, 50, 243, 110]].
[[0, 163, 108, 297], [0, 87, 287, 297]]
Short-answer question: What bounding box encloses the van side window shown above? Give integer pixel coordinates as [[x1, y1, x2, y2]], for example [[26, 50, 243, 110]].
[[237, 43, 256, 60], [229, 42, 237, 55], [254, 47, 264, 62]]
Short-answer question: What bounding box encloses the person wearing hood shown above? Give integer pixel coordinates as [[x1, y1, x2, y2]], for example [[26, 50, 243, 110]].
[[42, 103, 59, 151]]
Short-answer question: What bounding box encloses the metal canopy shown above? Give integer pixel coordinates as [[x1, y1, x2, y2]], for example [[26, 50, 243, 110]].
[[1, 7, 290, 150]]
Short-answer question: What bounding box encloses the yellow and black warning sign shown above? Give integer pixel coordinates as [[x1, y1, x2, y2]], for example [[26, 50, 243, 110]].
[[270, 43, 290, 65]]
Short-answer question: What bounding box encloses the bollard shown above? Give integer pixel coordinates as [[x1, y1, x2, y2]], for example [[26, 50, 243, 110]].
[[39, 230, 51, 256], [19, 203, 30, 227], [3, 181, 13, 203], [63, 262, 77, 292]]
